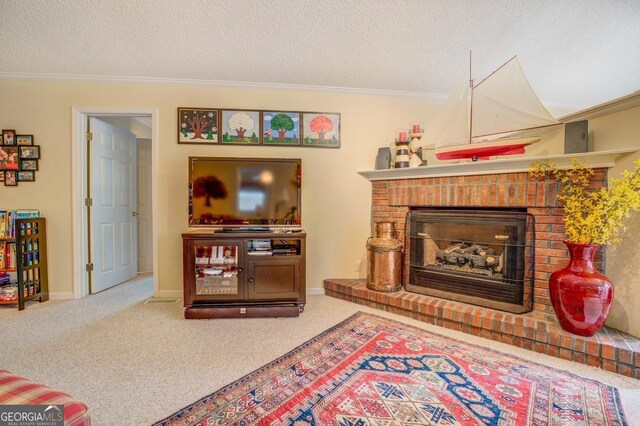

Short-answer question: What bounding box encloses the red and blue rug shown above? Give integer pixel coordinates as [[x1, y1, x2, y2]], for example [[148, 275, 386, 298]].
[[155, 312, 627, 425]]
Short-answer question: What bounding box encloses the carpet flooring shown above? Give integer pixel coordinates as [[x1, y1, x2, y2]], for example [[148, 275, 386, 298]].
[[1, 276, 639, 425], [156, 312, 628, 425]]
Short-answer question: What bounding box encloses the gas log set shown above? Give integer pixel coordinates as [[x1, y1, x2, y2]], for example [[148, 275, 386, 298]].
[[434, 241, 505, 278]]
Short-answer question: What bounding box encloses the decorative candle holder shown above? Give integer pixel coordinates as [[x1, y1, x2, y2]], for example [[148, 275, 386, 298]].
[[409, 125, 425, 167], [394, 132, 410, 168]]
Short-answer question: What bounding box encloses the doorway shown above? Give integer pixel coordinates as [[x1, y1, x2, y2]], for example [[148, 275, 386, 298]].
[[71, 107, 158, 298]]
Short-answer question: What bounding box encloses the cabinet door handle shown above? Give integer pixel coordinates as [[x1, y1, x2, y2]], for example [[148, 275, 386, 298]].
[[248, 277, 254, 283], [238, 267, 243, 273]]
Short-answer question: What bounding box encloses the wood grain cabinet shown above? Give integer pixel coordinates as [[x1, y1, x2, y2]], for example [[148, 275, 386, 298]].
[[182, 230, 306, 319]]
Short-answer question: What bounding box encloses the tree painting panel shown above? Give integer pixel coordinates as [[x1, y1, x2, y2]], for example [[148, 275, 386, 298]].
[[178, 108, 219, 143], [302, 113, 340, 148], [222, 110, 260, 144], [262, 112, 300, 145]]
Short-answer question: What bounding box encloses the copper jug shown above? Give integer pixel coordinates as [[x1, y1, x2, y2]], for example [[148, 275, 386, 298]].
[[366, 221, 403, 292]]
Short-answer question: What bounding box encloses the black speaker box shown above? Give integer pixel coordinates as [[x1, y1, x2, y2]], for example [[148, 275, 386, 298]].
[[375, 147, 391, 170], [564, 120, 589, 154]]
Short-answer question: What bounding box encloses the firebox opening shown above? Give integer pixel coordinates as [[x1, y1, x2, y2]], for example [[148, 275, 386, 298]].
[[407, 208, 534, 313]]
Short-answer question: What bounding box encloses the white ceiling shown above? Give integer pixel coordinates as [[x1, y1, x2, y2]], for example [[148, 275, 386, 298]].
[[1, 0, 639, 113]]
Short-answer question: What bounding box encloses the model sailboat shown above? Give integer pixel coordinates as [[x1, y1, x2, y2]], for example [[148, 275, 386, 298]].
[[418, 55, 559, 160]]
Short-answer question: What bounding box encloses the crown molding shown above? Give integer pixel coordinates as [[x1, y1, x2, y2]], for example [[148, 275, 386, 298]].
[[559, 91, 640, 122], [0, 72, 448, 100]]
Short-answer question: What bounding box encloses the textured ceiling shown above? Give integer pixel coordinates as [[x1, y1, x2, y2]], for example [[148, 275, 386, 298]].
[[1, 0, 639, 112]]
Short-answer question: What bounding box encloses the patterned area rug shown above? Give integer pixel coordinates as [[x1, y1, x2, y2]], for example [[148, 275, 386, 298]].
[[155, 312, 627, 425]]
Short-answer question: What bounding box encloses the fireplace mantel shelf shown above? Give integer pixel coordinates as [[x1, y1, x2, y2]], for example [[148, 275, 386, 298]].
[[358, 149, 638, 181]]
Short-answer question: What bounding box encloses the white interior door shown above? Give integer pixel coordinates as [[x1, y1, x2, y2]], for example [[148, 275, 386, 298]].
[[90, 117, 138, 293]]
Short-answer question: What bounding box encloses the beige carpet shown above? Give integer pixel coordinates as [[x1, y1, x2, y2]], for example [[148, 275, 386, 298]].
[[1, 275, 639, 425]]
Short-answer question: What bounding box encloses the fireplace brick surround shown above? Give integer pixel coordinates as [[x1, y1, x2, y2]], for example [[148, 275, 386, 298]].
[[324, 168, 640, 378]]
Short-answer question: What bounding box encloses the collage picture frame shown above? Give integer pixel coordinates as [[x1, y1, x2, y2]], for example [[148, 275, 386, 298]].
[[1, 129, 40, 186], [177, 108, 340, 148]]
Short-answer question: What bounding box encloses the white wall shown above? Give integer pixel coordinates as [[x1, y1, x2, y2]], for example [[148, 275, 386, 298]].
[[0, 79, 439, 300], [588, 106, 640, 336], [1, 78, 638, 335], [98, 116, 152, 139]]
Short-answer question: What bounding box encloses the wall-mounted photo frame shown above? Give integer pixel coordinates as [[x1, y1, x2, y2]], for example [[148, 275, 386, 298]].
[[18, 145, 40, 159], [2, 129, 16, 146], [0, 146, 19, 170], [4, 170, 17, 186], [16, 134, 33, 145], [263, 112, 301, 145], [20, 160, 38, 171], [302, 113, 341, 148], [178, 108, 219, 144], [221, 110, 261, 145], [17, 171, 35, 182]]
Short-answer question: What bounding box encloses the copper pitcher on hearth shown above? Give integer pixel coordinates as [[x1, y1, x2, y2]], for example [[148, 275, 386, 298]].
[[366, 221, 403, 292]]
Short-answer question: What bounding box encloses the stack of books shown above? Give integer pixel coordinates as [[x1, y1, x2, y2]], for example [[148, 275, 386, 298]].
[[248, 239, 272, 256]]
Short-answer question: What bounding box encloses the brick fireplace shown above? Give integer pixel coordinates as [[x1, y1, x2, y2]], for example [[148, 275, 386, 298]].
[[325, 165, 640, 378], [373, 170, 606, 314]]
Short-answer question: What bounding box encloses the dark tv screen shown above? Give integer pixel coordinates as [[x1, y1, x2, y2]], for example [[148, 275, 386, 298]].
[[189, 157, 301, 227]]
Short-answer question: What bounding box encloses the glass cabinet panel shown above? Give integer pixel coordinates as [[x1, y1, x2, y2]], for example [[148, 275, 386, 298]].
[[194, 244, 239, 296]]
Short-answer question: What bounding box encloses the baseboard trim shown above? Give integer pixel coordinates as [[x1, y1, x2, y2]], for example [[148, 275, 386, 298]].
[[49, 292, 75, 300], [158, 290, 183, 299], [307, 288, 325, 296]]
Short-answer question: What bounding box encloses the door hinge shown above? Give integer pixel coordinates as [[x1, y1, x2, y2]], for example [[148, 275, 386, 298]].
[[86, 131, 93, 142], [86, 263, 94, 272], [85, 197, 93, 207]]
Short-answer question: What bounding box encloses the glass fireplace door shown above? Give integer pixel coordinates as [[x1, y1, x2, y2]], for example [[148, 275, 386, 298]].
[[407, 209, 533, 313]]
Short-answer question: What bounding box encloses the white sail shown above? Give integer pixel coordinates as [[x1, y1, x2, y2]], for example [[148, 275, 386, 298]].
[[418, 56, 559, 157], [420, 74, 470, 149], [472, 57, 558, 140]]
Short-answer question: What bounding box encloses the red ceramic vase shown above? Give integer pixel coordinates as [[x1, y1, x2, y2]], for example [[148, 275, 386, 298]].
[[548, 242, 613, 337]]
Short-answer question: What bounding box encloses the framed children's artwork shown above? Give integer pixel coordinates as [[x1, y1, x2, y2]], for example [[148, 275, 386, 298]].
[[0, 146, 19, 170], [176, 108, 340, 148], [17, 171, 35, 182], [178, 108, 219, 144], [18, 145, 40, 159], [20, 159, 38, 171], [16, 134, 33, 145], [221, 110, 261, 144], [4, 171, 17, 186], [302, 113, 341, 148], [2, 129, 16, 146], [262, 112, 301, 145]]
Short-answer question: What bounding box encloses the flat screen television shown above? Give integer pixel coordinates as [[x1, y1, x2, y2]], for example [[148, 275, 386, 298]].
[[189, 157, 302, 228]]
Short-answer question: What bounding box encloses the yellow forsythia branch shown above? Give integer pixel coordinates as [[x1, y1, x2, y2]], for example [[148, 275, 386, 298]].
[[529, 159, 640, 245]]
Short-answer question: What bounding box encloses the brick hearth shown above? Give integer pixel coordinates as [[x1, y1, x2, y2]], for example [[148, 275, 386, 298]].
[[325, 278, 640, 378], [324, 167, 640, 378]]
